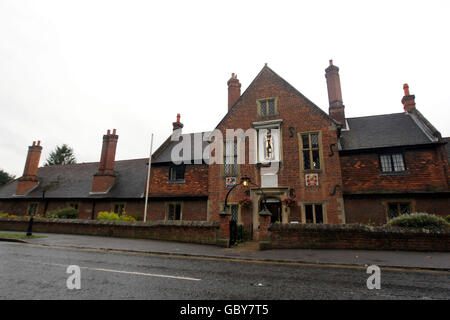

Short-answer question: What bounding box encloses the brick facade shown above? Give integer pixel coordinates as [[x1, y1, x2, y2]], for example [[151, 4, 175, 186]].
[[0, 62, 449, 241]]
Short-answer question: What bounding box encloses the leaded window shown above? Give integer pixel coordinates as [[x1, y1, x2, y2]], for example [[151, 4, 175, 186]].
[[259, 99, 276, 116], [230, 204, 239, 222], [388, 202, 411, 219], [301, 133, 321, 170], [379, 153, 406, 172], [224, 139, 238, 176]]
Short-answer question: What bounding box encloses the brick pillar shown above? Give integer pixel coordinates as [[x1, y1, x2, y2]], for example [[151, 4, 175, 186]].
[[258, 210, 272, 250], [325, 60, 346, 128], [227, 73, 241, 111], [217, 211, 231, 247], [16, 141, 42, 195]]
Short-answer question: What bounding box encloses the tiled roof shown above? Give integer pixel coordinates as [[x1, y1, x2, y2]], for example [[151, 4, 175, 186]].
[[0, 158, 148, 199], [340, 112, 437, 151]]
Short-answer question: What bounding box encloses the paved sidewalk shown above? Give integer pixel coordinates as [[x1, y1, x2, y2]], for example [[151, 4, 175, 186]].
[[1, 231, 449, 270]]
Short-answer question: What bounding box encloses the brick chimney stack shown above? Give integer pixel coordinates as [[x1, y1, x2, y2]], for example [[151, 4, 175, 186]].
[[325, 60, 346, 128], [402, 83, 416, 113], [227, 73, 241, 111], [172, 113, 184, 131], [91, 129, 118, 193], [16, 141, 42, 195]]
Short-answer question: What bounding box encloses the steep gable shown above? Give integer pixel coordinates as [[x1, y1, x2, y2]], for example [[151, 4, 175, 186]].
[[216, 65, 340, 129]]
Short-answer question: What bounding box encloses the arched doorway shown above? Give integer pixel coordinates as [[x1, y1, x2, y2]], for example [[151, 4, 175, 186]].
[[260, 198, 282, 223]]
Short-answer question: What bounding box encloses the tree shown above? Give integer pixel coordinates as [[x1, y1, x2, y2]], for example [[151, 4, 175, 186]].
[[0, 169, 15, 185], [44, 144, 77, 166]]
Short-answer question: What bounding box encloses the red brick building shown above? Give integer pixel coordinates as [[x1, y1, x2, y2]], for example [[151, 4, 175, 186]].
[[1, 61, 449, 236]]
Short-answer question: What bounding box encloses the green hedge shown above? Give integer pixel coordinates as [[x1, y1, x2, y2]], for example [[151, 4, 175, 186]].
[[45, 207, 78, 219], [386, 212, 449, 230]]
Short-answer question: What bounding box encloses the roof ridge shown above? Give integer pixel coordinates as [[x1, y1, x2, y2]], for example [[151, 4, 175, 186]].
[[347, 112, 405, 120]]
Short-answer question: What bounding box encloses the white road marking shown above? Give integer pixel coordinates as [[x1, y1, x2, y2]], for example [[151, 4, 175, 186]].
[[43, 262, 201, 281]]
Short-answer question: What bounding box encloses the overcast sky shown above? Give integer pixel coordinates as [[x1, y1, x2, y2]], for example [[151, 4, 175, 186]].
[[1, 0, 449, 177]]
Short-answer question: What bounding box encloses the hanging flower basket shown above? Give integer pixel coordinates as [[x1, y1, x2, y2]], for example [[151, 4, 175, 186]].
[[238, 196, 253, 208], [281, 196, 297, 207]]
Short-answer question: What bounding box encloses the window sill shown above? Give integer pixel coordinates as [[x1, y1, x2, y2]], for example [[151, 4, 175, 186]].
[[379, 171, 410, 177], [301, 169, 322, 174], [168, 179, 185, 184]]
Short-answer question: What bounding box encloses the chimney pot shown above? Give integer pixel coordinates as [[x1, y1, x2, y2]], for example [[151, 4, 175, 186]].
[[107, 129, 111, 135], [37, 140, 40, 146], [173, 113, 184, 131], [32, 141, 36, 146], [113, 129, 116, 135], [403, 83, 410, 96]]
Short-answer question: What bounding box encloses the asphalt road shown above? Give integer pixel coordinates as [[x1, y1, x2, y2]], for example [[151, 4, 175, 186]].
[[0, 242, 449, 300]]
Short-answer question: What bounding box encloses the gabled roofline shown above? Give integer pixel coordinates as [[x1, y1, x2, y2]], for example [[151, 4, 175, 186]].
[[215, 64, 341, 129]]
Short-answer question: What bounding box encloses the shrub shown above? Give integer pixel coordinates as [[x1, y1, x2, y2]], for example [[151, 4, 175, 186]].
[[98, 211, 120, 221], [125, 212, 142, 221], [97, 211, 136, 222], [445, 215, 450, 224], [0, 213, 17, 218], [386, 212, 449, 230], [56, 207, 78, 219], [44, 207, 78, 219]]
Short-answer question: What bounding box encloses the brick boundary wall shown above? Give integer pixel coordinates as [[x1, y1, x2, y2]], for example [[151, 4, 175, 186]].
[[0, 217, 220, 245], [268, 223, 450, 252]]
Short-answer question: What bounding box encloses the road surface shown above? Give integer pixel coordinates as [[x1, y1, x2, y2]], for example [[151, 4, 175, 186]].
[[0, 242, 449, 300]]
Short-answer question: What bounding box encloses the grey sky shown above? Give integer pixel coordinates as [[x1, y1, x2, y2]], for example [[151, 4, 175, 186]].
[[1, 0, 449, 177]]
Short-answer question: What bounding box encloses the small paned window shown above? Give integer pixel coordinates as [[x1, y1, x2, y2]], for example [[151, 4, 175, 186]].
[[113, 203, 125, 216], [304, 204, 324, 224], [168, 203, 182, 220], [169, 165, 185, 181], [388, 202, 411, 219], [379, 153, 406, 172], [301, 133, 321, 170], [258, 98, 276, 116], [224, 139, 238, 176]]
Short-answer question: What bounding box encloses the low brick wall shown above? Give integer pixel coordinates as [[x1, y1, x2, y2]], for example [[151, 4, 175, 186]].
[[269, 223, 450, 251], [0, 217, 220, 245]]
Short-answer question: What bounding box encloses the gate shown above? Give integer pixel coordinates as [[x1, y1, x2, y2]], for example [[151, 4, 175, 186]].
[[229, 220, 238, 246]]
